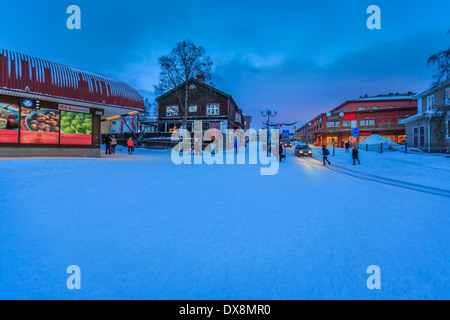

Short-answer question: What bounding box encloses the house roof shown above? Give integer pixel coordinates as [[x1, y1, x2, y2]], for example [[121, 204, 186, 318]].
[[0, 48, 144, 111], [155, 78, 241, 111], [414, 79, 450, 99]]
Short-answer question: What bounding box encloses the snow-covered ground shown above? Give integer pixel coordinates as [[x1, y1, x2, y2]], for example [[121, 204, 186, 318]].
[[308, 146, 450, 191], [0, 145, 449, 300]]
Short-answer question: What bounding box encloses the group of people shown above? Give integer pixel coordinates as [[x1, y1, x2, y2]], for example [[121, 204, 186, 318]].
[[322, 143, 360, 166], [105, 135, 118, 154], [105, 135, 135, 155]]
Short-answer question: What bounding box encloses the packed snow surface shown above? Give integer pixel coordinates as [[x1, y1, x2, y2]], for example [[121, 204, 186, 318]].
[[0, 145, 449, 300]]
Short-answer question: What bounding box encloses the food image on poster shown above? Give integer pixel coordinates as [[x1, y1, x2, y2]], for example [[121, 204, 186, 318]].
[[0, 103, 20, 143], [60, 111, 93, 145], [20, 108, 60, 144]]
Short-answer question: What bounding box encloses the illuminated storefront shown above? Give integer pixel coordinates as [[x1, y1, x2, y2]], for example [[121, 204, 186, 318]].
[[0, 49, 144, 157]]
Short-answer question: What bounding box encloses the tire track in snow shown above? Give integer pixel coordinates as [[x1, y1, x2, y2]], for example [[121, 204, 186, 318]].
[[295, 155, 450, 199]]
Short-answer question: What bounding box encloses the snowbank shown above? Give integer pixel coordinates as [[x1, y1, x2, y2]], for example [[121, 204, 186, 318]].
[[359, 134, 398, 147]]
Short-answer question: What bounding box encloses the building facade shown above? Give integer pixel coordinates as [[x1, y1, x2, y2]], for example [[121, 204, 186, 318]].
[[297, 93, 417, 146], [402, 80, 450, 152], [156, 76, 248, 136], [0, 49, 144, 157]]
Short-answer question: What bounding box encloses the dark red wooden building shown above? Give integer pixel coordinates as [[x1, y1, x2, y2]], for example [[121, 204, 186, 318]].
[[297, 93, 417, 146]]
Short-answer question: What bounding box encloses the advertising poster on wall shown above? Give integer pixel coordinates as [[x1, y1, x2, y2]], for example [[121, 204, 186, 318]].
[[0, 103, 20, 143], [60, 110, 93, 145], [19, 107, 60, 144]]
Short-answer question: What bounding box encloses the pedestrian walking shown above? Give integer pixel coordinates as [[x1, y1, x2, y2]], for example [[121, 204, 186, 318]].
[[127, 137, 134, 155], [105, 135, 112, 154], [345, 141, 350, 153], [279, 142, 285, 162], [111, 135, 117, 154], [352, 146, 361, 165], [322, 145, 331, 166], [234, 138, 240, 154], [341, 141, 344, 148]]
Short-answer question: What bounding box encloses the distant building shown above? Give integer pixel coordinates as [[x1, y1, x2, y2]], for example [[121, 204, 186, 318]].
[[402, 80, 450, 152], [297, 93, 417, 146], [243, 115, 253, 130], [156, 75, 247, 136]]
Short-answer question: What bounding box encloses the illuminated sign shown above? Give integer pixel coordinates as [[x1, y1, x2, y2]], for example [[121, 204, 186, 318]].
[[58, 104, 90, 114], [20, 99, 40, 110]]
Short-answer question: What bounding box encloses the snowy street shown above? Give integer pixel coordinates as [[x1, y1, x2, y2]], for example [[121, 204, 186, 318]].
[[1, 146, 449, 300]]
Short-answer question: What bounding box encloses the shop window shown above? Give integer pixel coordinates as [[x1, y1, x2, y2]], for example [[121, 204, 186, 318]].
[[166, 106, 178, 116], [60, 110, 93, 145], [20, 106, 60, 145], [207, 104, 219, 115], [342, 121, 350, 127], [0, 102, 19, 143]]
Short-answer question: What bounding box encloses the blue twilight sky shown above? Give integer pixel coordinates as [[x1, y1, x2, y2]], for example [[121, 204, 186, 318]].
[[0, 0, 449, 126]]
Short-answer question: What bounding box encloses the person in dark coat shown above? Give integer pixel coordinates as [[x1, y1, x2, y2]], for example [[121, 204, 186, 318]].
[[322, 145, 331, 166], [352, 146, 360, 165], [105, 135, 112, 154], [279, 142, 285, 162], [345, 141, 350, 153]]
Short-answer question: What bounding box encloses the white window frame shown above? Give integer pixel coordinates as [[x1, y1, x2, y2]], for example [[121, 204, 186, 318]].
[[166, 105, 178, 116], [417, 97, 423, 113], [235, 113, 241, 123], [206, 104, 219, 116], [427, 95, 435, 110]]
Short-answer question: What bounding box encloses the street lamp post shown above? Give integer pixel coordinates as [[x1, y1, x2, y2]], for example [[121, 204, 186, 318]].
[[326, 112, 345, 156], [260, 108, 278, 156]]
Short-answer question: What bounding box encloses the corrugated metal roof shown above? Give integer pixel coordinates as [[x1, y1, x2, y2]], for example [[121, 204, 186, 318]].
[[0, 48, 144, 111]]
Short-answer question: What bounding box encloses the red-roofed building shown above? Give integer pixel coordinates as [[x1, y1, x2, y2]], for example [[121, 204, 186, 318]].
[[297, 93, 417, 146], [0, 49, 144, 157]]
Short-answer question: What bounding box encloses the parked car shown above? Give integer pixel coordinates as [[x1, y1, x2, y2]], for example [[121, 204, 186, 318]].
[[295, 144, 313, 157]]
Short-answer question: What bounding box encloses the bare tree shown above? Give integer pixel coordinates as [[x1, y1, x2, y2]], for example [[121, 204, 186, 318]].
[[154, 40, 213, 128], [122, 98, 153, 141], [428, 31, 450, 85]]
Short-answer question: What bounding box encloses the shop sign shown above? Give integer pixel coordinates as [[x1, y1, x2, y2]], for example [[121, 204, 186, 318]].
[[20, 99, 40, 110], [58, 104, 90, 114]]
